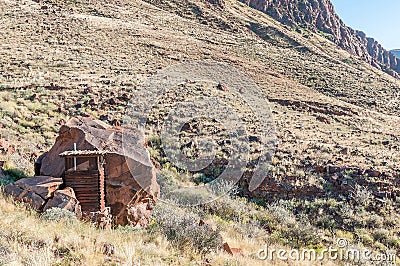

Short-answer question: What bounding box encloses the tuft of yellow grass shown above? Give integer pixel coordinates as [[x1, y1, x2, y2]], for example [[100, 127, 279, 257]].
[[0, 191, 179, 265], [0, 191, 270, 265]]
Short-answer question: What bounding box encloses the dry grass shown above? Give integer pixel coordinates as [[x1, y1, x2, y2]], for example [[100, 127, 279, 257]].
[[1, 0, 400, 265], [0, 191, 185, 265], [2, 189, 357, 266], [1, 0, 400, 174], [0, 191, 286, 265]]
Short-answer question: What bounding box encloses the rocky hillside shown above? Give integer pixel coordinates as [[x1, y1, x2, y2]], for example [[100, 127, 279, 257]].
[[1, 0, 400, 264], [237, 0, 400, 78]]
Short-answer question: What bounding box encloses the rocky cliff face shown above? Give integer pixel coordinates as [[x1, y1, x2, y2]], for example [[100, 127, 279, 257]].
[[391, 49, 400, 59], [236, 0, 400, 78]]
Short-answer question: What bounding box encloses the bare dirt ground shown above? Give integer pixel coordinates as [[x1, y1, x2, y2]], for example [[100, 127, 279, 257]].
[[1, 0, 400, 174], [1, 0, 400, 264]]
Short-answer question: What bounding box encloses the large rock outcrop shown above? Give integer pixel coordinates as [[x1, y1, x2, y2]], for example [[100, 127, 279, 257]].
[[239, 0, 400, 78], [14, 175, 63, 199], [37, 117, 160, 226], [4, 176, 81, 214]]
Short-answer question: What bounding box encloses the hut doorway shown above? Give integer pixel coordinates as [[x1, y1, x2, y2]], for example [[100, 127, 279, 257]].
[[59, 150, 106, 212]]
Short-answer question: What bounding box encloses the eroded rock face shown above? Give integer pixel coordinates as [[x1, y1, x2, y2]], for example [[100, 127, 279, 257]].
[[240, 0, 400, 78], [127, 201, 153, 228], [14, 176, 63, 199], [21, 191, 46, 211], [43, 187, 82, 217], [5, 184, 24, 199], [37, 117, 160, 226], [4, 176, 78, 213]]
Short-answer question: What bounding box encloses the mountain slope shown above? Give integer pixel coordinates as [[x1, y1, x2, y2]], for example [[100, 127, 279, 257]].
[[1, 0, 400, 192], [391, 49, 400, 59], [1, 0, 400, 264], [238, 0, 400, 78]]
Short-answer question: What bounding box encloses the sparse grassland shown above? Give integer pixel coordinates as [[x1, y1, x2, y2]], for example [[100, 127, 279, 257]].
[[1, 180, 399, 265], [1, 0, 400, 264]]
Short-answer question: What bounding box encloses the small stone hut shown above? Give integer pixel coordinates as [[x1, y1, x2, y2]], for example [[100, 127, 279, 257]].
[[36, 117, 160, 226]]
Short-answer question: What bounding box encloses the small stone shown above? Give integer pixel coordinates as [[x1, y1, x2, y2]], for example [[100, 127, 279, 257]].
[[340, 147, 349, 155], [206, 0, 225, 8], [0, 138, 15, 155], [83, 87, 93, 94], [328, 165, 341, 174], [316, 116, 330, 124], [248, 135, 260, 142], [111, 119, 120, 126], [313, 165, 326, 173], [29, 94, 37, 101], [107, 98, 119, 105], [100, 114, 113, 122], [382, 140, 390, 146], [217, 83, 229, 91], [101, 242, 115, 256], [88, 98, 98, 106], [222, 242, 242, 256], [368, 170, 381, 177]]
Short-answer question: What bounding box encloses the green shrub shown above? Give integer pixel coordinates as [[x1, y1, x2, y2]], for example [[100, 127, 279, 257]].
[[372, 228, 391, 243], [267, 201, 296, 225], [280, 216, 321, 248], [351, 185, 371, 207], [342, 58, 353, 64], [1, 169, 28, 185], [371, 229, 400, 249], [355, 229, 374, 246], [4, 169, 27, 179], [202, 195, 251, 224], [40, 208, 77, 223], [150, 203, 222, 254]]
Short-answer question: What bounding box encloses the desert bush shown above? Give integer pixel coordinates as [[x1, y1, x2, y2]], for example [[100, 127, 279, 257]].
[[280, 215, 321, 248], [1, 169, 28, 185], [202, 195, 251, 224], [338, 203, 357, 228], [372, 228, 391, 243], [355, 229, 374, 246], [351, 184, 372, 207], [366, 214, 384, 228], [382, 213, 399, 229], [267, 201, 297, 225], [370, 228, 400, 249], [258, 201, 323, 248], [193, 172, 212, 184], [233, 220, 265, 239], [150, 203, 222, 254], [161, 186, 213, 206], [40, 208, 77, 223], [147, 135, 162, 150]]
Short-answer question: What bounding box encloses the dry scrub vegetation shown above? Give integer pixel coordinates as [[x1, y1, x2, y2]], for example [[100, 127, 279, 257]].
[[1, 0, 400, 264], [1, 181, 400, 265]]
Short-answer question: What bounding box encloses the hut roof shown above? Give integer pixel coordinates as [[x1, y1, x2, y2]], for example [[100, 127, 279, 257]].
[[59, 150, 107, 157]]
